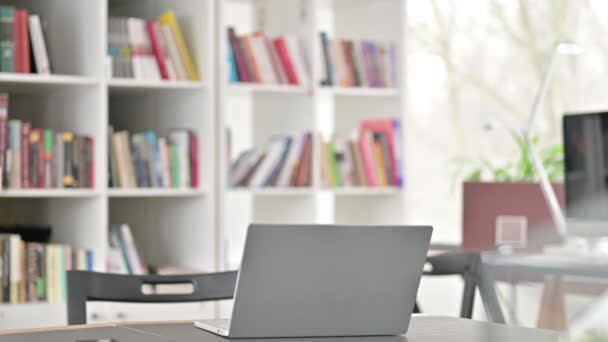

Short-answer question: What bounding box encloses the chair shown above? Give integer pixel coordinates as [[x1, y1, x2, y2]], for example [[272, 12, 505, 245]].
[[415, 250, 481, 319], [67, 270, 238, 325]]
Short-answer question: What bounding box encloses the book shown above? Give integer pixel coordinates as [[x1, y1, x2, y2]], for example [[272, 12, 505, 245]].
[[190, 132, 199, 188], [120, 224, 145, 275], [28, 14, 50, 75], [327, 141, 342, 187], [372, 134, 388, 186], [319, 32, 334, 86], [0, 6, 15, 72], [294, 133, 313, 187], [13, 9, 29, 73], [21, 122, 30, 188], [158, 11, 199, 81], [0, 93, 6, 188], [146, 20, 171, 80], [358, 131, 377, 187], [273, 36, 299, 85], [227, 27, 251, 82], [8, 119, 20, 188], [361, 119, 400, 186]]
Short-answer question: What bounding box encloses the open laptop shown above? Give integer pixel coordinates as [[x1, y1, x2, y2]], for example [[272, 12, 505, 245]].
[[194, 224, 433, 338]]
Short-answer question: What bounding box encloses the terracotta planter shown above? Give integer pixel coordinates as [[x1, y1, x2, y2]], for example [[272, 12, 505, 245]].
[[462, 181, 565, 252]]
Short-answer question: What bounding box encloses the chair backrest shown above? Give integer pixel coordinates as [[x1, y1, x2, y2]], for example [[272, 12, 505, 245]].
[[419, 251, 481, 319], [67, 270, 238, 325]]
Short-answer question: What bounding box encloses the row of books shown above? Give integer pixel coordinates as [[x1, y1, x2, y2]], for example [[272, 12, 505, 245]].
[[0, 6, 51, 74], [0, 95, 94, 189], [107, 224, 146, 275], [0, 235, 94, 304], [227, 28, 309, 87], [230, 132, 313, 188], [108, 11, 199, 81], [109, 127, 199, 189], [320, 32, 397, 88], [321, 119, 403, 188]]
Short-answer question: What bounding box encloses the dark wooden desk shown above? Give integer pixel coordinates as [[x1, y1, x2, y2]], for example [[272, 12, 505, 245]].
[[1, 316, 560, 342]]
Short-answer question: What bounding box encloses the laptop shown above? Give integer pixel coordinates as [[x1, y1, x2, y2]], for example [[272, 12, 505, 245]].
[[194, 224, 433, 338]]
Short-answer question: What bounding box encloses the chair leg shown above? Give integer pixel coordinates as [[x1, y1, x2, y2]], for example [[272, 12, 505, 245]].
[[461, 274, 476, 319]]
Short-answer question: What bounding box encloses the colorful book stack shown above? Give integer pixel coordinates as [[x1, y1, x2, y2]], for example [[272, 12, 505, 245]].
[[0, 6, 51, 74], [319, 32, 397, 88], [230, 132, 313, 188], [108, 11, 199, 81], [321, 119, 403, 188], [0, 234, 94, 304], [107, 224, 146, 275], [109, 127, 199, 189], [0, 94, 94, 190], [226, 27, 309, 86]]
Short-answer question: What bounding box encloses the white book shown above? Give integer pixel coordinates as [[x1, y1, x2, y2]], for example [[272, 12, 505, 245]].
[[157, 138, 172, 188], [248, 138, 287, 188], [28, 15, 51, 75], [120, 224, 145, 275], [265, 36, 288, 84], [127, 18, 145, 79], [252, 35, 277, 84], [276, 133, 304, 187], [8, 235, 20, 304], [155, 23, 177, 81], [231, 149, 263, 187], [137, 21, 160, 80], [285, 35, 309, 87], [161, 24, 188, 81]]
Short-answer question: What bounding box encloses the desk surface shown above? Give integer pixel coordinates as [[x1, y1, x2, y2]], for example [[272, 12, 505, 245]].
[[483, 253, 608, 278], [2, 316, 560, 342]]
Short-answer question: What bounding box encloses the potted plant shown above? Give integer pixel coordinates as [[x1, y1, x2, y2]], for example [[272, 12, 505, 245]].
[[458, 129, 565, 251]]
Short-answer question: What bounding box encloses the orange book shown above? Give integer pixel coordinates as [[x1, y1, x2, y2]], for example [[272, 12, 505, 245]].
[[372, 139, 388, 186], [241, 36, 262, 83]]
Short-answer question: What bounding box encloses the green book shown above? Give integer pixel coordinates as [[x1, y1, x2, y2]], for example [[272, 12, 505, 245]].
[[44, 130, 53, 153], [0, 6, 15, 72], [327, 142, 342, 187], [170, 145, 180, 188]]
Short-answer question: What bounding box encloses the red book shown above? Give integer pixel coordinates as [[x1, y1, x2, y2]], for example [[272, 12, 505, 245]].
[[146, 21, 170, 80], [190, 132, 199, 188], [273, 37, 299, 85], [14, 10, 30, 73], [21, 122, 30, 188], [360, 119, 398, 186], [88, 137, 94, 188]]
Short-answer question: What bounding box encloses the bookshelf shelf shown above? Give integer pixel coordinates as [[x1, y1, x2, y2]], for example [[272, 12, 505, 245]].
[[0, 74, 100, 91], [0, 189, 100, 198], [328, 187, 403, 196], [320, 87, 400, 97], [108, 79, 206, 93], [228, 187, 316, 196], [107, 188, 206, 198], [227, 83, 309, 95]]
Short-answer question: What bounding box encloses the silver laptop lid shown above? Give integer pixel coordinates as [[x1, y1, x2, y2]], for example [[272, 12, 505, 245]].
[[229, 224, 433, 338]]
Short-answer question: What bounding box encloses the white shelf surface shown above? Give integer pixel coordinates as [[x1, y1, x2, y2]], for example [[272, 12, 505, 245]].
[[0, 73, 100, 90], [227, 83, 309, 95], [107, 188, 206, 198], [320, 86, 400, 97], [329, 187, 403, 196], [108, 79, 206, 92], [228, 187, 316, 196], [0, 189, 100, 198]]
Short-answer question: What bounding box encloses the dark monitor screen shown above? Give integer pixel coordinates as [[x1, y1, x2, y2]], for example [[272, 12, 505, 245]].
[[563, 112, 608, 220]]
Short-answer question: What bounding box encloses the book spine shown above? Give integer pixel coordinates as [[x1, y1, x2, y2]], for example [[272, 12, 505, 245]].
[[14, 10, 29, 73], [28, 129, 41, 188], [158, 11, 199, 81], [9, 235, 20, 304], [62, 132, 74, 188], [21, 122, 30, 188], [320, 32, 334, 86], [226, 39, 239, 83], [0, 93, 7, 188], [273, 37, 299, 85], [29, 15, 50, 75], [8, 119, 20, 188], [358, 131, 377, 186], [88, 137, 94, 188], [377, 132, 394, 186], [0, 6, 15, 72], [170, 144, 180, 188], [146, 21, 170, 80], [1, 238, 9, 302], [372, 135, 388, 186], [120, 224, 144, 275], [227, 27, 250, 82], [43, 129, 52, 188], [327, 141, 342, 187], [392, 119, 403, 187], [241, 36, 262, 83], [190, 132, 199, 188], [295, 133, 313, 187]]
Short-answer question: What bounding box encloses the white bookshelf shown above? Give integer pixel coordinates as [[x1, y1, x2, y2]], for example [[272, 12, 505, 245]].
[[217, 0, 407, 281], [0, 0, 407, 331], [0, 0, 217, 330]]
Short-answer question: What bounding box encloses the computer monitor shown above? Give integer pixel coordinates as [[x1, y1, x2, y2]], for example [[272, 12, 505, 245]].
[[563, 112, 608, 237]]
